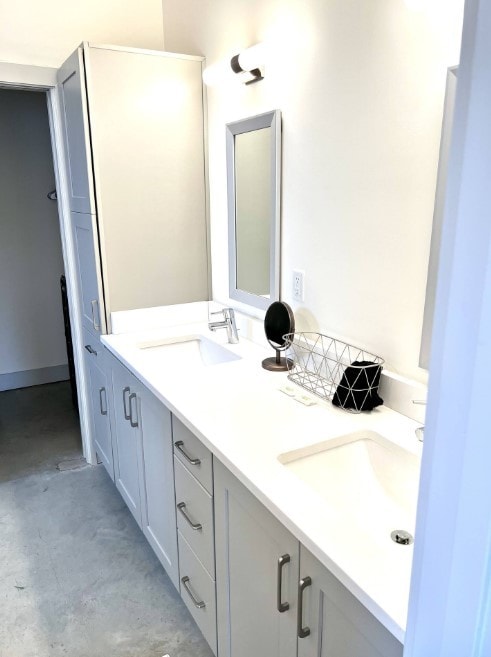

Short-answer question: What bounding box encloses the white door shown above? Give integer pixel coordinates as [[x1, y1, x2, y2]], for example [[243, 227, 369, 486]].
[[89, 356, 114, 480], [57, 47, 95, 214], [139, 387, 179, 588], [82, 327, 114, 479], [111, 358, 142, 527], [72, 211, 105, 335]]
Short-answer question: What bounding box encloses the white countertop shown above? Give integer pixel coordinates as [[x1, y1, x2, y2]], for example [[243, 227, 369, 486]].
[[102, 320, 422, 643]]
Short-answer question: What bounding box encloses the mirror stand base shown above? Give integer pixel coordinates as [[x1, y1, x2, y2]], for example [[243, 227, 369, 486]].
[[262, 353, 293, 372]]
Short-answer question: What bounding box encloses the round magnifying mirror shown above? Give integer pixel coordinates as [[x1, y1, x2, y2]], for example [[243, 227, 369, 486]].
[[262, 301, 295, 372]]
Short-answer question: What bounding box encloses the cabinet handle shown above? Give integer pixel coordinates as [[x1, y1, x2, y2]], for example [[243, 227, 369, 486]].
[[91, 299, 101, 331], [99, 387, 107, 416], [175, 440, 201, 466], [297, 576, 312, 638], [181, 576, 206, 609], [277, 554, 291, 613], [122, 387, 131, 420], [129, 392, 139, 428], [177, 502, 202, 530], [85, 344, 97, 356]]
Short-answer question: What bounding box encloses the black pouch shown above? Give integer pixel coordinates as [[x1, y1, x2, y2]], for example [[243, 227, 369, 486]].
[[332, 361, 383, 411]]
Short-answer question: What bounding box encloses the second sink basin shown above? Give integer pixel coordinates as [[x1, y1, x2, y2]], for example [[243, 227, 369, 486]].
[[138, 334, 241, 367], [279, 431, 420, 539]]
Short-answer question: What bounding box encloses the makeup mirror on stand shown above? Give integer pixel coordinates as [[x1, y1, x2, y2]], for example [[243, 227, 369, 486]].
[[262, 301, 295, 371]]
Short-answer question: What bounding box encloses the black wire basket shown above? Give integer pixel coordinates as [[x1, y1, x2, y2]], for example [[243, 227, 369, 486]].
[[283, 332, 384, 413]]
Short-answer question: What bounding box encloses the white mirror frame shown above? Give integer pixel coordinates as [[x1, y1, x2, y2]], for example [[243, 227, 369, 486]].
[[226, 110, 281, 311]]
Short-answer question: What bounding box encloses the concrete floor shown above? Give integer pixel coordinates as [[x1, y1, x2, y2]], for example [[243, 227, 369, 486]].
[[0, 382, 214, 657], [0, 382, 82, 483]]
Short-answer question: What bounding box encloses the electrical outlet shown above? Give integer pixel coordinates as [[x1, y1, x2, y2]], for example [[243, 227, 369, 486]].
[[292, 270, 304, 302]]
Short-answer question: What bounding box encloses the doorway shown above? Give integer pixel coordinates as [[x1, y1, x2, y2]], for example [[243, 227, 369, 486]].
[[0, 87, 82, 480]]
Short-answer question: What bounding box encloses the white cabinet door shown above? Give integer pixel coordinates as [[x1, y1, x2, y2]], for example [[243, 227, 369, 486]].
[[297, 546, 403, 657], [84, 342, 114, 480], [214, 459, 298, 657], [110, 357, 142, 527], [72, 211, 105, 335], [57, 47, 95, 214], [108, 353, 179, 585], [139, 386, 179, 589]]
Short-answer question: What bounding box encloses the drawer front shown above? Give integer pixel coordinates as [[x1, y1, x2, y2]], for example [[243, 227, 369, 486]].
[[173, 416, 213, 493], [174, 456, 215, 578], [178, 531, 217, 655]]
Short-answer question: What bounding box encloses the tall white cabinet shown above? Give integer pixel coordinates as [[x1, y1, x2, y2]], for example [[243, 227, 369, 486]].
[[57, 42, 209, 465], [58, 43, 209, 331]]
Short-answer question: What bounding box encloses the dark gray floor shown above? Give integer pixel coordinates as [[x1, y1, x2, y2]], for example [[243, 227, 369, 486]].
[[0, 382, 82, 482], [0, 382, 214, 657]]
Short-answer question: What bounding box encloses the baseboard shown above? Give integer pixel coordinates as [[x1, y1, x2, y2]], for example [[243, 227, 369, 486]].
[[0, 364, 70, 392]]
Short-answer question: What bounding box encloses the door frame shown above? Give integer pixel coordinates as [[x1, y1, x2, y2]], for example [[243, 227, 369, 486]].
[[0, 63, 96, 464]]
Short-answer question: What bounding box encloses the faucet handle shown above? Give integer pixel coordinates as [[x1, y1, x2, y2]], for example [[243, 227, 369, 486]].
[[412, 399, 427, 405], [210, 307, 235, 318]]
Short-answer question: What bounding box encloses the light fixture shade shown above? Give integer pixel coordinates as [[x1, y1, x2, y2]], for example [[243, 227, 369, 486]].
[[236, 43, 265, 72], [202, 43, 266, 87], [230, 43, 265, 85]]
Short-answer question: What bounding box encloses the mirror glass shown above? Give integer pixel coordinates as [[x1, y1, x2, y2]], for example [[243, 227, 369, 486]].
[[226, 110, 281, 311], [235, 128, 271, 295]]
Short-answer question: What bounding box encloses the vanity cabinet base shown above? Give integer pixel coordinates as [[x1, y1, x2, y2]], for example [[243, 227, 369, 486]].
[[214, 458, 403, 657], [103, 348, 404, 657]]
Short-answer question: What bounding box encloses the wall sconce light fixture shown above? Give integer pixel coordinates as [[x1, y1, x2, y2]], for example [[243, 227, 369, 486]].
[[230, 43, 265, 85], [203, 43, 265, 87]]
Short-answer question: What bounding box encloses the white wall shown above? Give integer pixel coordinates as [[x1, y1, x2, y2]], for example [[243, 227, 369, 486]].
[[0, 0, 164, 68], [162, 0, 464, 382], [0, 89, 67, 376]]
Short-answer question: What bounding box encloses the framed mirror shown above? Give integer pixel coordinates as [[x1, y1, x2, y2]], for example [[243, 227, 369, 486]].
[[226, 110, 281, 311], [420, 67, 457, 369]]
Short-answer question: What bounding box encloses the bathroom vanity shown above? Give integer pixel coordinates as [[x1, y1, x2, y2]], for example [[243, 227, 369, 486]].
[[82, 305, 423, 657]]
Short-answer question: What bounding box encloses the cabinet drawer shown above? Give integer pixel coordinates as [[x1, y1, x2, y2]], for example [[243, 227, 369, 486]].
[[173, 416, 213, 493], [174, 456, 215, 578], [178, 531, 217, 655]]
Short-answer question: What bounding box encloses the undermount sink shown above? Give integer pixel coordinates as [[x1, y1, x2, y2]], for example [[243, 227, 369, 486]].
[[279, 431, 420, 538], [137, 334, 241, 367]]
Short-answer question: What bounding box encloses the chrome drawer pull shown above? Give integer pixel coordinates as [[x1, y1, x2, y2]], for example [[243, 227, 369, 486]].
[[129, 392, 139, 428], [177, 502, 202, 530], [99, 387, 107, 416], [85, 344, 97, 356], [277, 554, 291, 613], [175, 440, 201, 466], [91, 299, 101, 331], [122, 387, 131, 420], [297, 576, 312, 638], [181, 576, 206, 609]]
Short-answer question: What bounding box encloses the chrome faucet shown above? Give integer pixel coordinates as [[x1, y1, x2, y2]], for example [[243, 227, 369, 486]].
[[208, 308, 239, 344], [413, 399, 426, 442]]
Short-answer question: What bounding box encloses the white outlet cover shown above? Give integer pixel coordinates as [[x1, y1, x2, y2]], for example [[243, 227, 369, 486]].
[[293, 270, 304, 301]]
